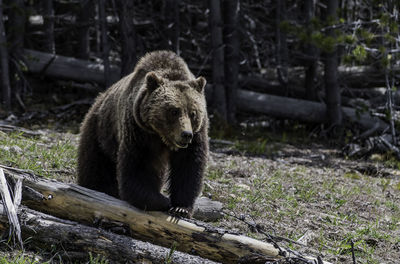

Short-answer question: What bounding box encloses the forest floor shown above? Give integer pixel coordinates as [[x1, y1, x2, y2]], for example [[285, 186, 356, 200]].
[[0, 114, 399, 264]]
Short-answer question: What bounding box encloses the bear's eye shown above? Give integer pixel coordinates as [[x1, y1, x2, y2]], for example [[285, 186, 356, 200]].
[[190, 111, 197, 119], [169, 108, 181, 117]]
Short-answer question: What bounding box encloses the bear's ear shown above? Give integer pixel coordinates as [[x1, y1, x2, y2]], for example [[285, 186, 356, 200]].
[[189, 77, 206, 93], [145, 72, 163, 92]]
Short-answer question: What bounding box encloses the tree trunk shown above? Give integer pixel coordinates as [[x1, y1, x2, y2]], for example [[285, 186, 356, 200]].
[[8, 0, 26, 108], [43, 0, 55, 53], [324, 0, 342, 130], [77, 0, 93, 60], [304, 0, 318, 101], [116, 0, 137, 77], [0, 0, 11, 110], [163, 0, 180, 54], [223, 0, 239, 124], [0, 167, 332, 264], [98, 0, 110, 87], [208, 0, 227, 121], [276, 0, 289, 94], [0, 205, 218, 264]]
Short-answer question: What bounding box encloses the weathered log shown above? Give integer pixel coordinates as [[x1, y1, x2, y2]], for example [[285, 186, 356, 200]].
[[0, 204, 218, 264], [23, 49, 121, 85], [338, 65, 400, 88], [236, 89, 388, 132], [1, 167, 331, 264]]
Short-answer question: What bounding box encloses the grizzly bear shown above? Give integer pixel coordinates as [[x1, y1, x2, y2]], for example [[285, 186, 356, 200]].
[[77, 50, 208, 216]]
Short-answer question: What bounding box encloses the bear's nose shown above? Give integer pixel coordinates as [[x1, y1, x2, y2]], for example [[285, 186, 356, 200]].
[[181, 131, 193, 142]]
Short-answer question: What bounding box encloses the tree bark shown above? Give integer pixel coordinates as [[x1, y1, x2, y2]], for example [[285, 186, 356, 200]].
[[0, 205, 218, 264], [304, 0, 318, 101], [276, 0, 289, 94], [43, 0, 55, 53], [223, 0, 240, 124], [0, 166, 333, 264], [208, 0, 227, 121], [116, 0, 137, 77], [324, 0, 342, 129], [0, 0, 11, 110], [77, 0, 93, 60], [163, 0, 180, 54], [8, 0, 26, 108], [98, 0, 110, 87]]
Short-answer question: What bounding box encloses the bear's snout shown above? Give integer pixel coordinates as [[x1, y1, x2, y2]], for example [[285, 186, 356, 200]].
[[181, 130, 193, 144]]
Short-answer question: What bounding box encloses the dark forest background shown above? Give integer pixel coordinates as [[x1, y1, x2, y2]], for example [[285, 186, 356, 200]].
[[0, 0, 399, 153]]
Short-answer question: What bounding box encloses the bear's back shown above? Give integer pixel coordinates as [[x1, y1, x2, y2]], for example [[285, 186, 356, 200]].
[[133, 51, 194, 82]]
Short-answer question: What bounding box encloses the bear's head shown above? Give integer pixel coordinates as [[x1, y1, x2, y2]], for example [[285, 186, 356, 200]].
[[134, 72, 207, 150]]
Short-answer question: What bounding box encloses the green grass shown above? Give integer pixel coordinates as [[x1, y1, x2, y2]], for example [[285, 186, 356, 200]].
[[164, 242, 177, 264], [88, 253, 109, 264], [0, 254, 41, 264], [0, 131, 77, 179], [0, 251, 110, 264]]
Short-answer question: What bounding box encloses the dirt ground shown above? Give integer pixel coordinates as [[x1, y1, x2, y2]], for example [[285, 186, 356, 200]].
[[207, 141, 400, 264]]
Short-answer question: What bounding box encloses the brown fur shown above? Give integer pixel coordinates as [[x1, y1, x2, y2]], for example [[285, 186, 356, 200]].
[[77, 51, 209, 214]]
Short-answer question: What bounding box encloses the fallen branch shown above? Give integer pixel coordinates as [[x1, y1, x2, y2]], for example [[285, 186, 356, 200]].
[[0, 122, 44, 137], [0, 169, 23, 248], [0, 166, 331, 264]]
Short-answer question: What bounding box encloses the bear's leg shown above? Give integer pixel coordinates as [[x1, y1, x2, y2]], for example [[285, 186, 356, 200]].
[[117, 147, 170, 211], [169, 131, 208, 216], [77, 117, 118, 197]]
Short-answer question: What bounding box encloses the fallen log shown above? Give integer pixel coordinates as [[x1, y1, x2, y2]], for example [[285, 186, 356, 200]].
[[236, 89, 388, 132], [23, 49, 121, 85], [1, 167, 331, 264], [338, 65, 400, 88], [0, 204, 218, 264]]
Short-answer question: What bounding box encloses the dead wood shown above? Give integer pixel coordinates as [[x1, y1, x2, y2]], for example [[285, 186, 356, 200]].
[[0, 123, 44, 137], [338, 65, 400, 88], [0, 204, 219, 264], [236, 89, 388, 132], [0, 166, 331, 264], [23, 49, 121, 85]]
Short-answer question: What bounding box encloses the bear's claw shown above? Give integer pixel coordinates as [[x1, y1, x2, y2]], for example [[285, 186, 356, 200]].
[[168, 207, 191, 218]]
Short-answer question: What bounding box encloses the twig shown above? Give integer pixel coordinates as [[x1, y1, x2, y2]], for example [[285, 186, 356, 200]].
[[0, 123, 44, 137], [0, 164, 37, 177], [351, 240, 356, 264], [379, 136, 400, 159], [222, 210, 306, 248], [209, 139, 235, 145]]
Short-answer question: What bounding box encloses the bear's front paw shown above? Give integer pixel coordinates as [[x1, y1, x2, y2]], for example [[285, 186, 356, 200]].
[[168, 207, 192, 218]]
